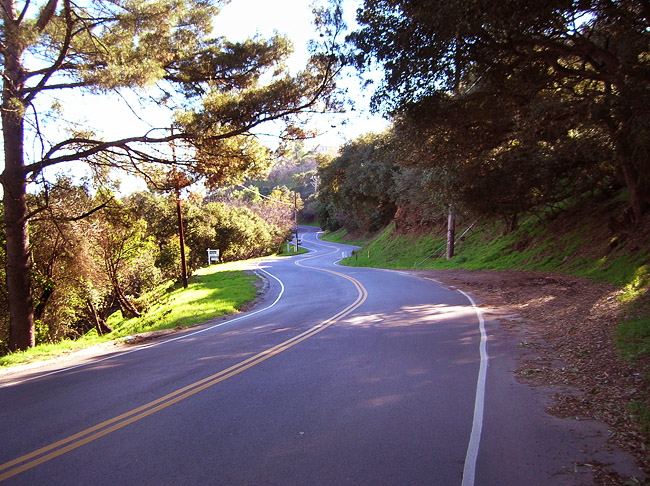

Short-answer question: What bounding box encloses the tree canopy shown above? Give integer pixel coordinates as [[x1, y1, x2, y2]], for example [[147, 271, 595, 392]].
[[349, 0, 650, 226], [1, 0, 344, 350], [317, 133, 397, 233]]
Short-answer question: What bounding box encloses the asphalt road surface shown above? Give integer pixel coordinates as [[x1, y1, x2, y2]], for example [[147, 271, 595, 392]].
[[0, 227, 642, 485]]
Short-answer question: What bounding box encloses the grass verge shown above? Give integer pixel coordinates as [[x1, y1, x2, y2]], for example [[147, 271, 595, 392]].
[[0, 263, 259, 368], [616, 317, 650, 359], [318, 228, 370, 247], [276, 245, 309, 256], [332, 202, 650, 359]]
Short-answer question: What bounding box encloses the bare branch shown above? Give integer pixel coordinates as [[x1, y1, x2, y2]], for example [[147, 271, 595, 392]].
[[23, 81, 93, 94], [24, 0, 74, 105], [35, 0, 58, 32], [27, 100, 47, 159], [17, 0, 30, 24], [62, 197, 114, 221]]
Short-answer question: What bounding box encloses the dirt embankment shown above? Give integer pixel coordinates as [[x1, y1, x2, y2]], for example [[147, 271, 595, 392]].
[[411, 269, 650, 484]]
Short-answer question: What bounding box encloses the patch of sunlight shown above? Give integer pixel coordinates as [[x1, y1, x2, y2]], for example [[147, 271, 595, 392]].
[[171, 288, 218, 305], [521, 296, 556, 307], [342, 305, 479, 329], [621, 264, 650, 302], [363, 394, 404, 408]]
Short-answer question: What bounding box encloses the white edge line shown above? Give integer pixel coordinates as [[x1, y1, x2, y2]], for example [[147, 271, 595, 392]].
[[458, 289, 488, 486], [1, 266, 286, 388]]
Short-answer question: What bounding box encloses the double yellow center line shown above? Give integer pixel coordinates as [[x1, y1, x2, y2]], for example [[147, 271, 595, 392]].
[[0, 254, 368, 482]]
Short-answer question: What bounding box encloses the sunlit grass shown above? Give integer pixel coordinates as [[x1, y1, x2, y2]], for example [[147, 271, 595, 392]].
[[108, 264, 257, 334], [0, 263, 259, 368], [0, 335, 107, 368], [330, 210, 650, 364], [276, 245, 309, 256]]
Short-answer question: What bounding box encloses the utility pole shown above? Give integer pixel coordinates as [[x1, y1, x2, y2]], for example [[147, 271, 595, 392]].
[[171, 125, 188, 288], [446, 203, 456, 260], [176, 191, 189, 288], [447, 33, 462, 261], [294, 191, 299, 252]]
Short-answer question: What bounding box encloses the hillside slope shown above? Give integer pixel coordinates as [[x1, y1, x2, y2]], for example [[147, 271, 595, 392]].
[[340, 194, 650, 291], [327, 194, 650, 481]]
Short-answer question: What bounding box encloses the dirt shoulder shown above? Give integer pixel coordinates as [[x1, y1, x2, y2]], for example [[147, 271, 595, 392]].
[[409, 268, 650, 484]]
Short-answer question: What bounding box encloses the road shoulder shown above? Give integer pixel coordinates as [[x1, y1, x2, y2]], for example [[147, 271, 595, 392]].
[[407, 268, 649, 483]]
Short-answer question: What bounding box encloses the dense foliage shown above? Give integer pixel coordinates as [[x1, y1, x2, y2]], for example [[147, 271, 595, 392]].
[[337, 0, 650, 233], [1, 0, 343, 350], [316, 134, 398, 233], [0, 184, 293, 355]]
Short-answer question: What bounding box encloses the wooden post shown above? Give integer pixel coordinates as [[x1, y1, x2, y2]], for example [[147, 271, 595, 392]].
[[446, 204, 456, 260], [294, 191, 299, 252], [177, 194, 188, 288]]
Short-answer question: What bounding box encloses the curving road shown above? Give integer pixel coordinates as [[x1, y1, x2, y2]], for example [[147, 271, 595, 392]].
[[0, 227, 640, 484]]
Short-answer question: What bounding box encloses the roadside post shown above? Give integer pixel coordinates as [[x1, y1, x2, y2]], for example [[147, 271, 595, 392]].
[[207, 249, 219, 265]]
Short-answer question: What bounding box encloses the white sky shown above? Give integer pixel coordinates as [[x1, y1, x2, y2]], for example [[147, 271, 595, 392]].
[[8, 0, 390, 194], [57, 0, 387, 147], [210, 0, 389, 148]]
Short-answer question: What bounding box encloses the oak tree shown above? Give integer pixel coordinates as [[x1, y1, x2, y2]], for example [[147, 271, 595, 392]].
[[349, 0, 650, 226], [1, 0, 343, 350]]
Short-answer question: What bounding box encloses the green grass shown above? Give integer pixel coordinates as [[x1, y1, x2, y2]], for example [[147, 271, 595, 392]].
[[106, 264, 257, 334], [338, 224, 446, 268], [329, 209, 650, 362], [628, 401, 650, 436], [616, 317, 650, 359], [319, 228, 370, 247], [0, 263, 259, 368], [276, 245, 309, 256], [336, 217, 650, 290], [0, 335, 109, 368]]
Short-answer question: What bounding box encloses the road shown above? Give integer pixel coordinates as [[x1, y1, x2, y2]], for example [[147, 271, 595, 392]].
[[0, 228, 641, 485]]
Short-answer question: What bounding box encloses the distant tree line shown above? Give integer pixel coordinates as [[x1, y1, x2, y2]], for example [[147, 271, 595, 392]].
[[0, 181, 294, 355], [317, 0, 649, 234]]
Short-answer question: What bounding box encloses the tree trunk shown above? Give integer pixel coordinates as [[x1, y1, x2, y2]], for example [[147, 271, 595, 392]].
[[446, 204, 455, 260], [2, 170, 34, 351], [621, 162, 649, 225], [33, 284, 55, 322], [87, 298, 114, 335], [112, 282, 141, 319], [1, 38, 33, 350], [608, 88, 650, 226]]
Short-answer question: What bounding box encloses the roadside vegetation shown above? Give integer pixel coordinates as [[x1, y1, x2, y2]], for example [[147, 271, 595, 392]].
[[0, 263, 258, 367], [0, 140, 324, 361]]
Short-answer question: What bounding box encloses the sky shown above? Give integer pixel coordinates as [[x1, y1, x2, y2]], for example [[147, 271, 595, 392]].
[[42, 0, 388, 153], [211, 0, 389, 149], [6, 0, 390, 194]]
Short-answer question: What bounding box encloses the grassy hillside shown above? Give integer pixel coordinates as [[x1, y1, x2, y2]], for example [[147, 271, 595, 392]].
[[327, 193, 650, 358], [338, 201, 650, 296], [0, 262, 260, 367]]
